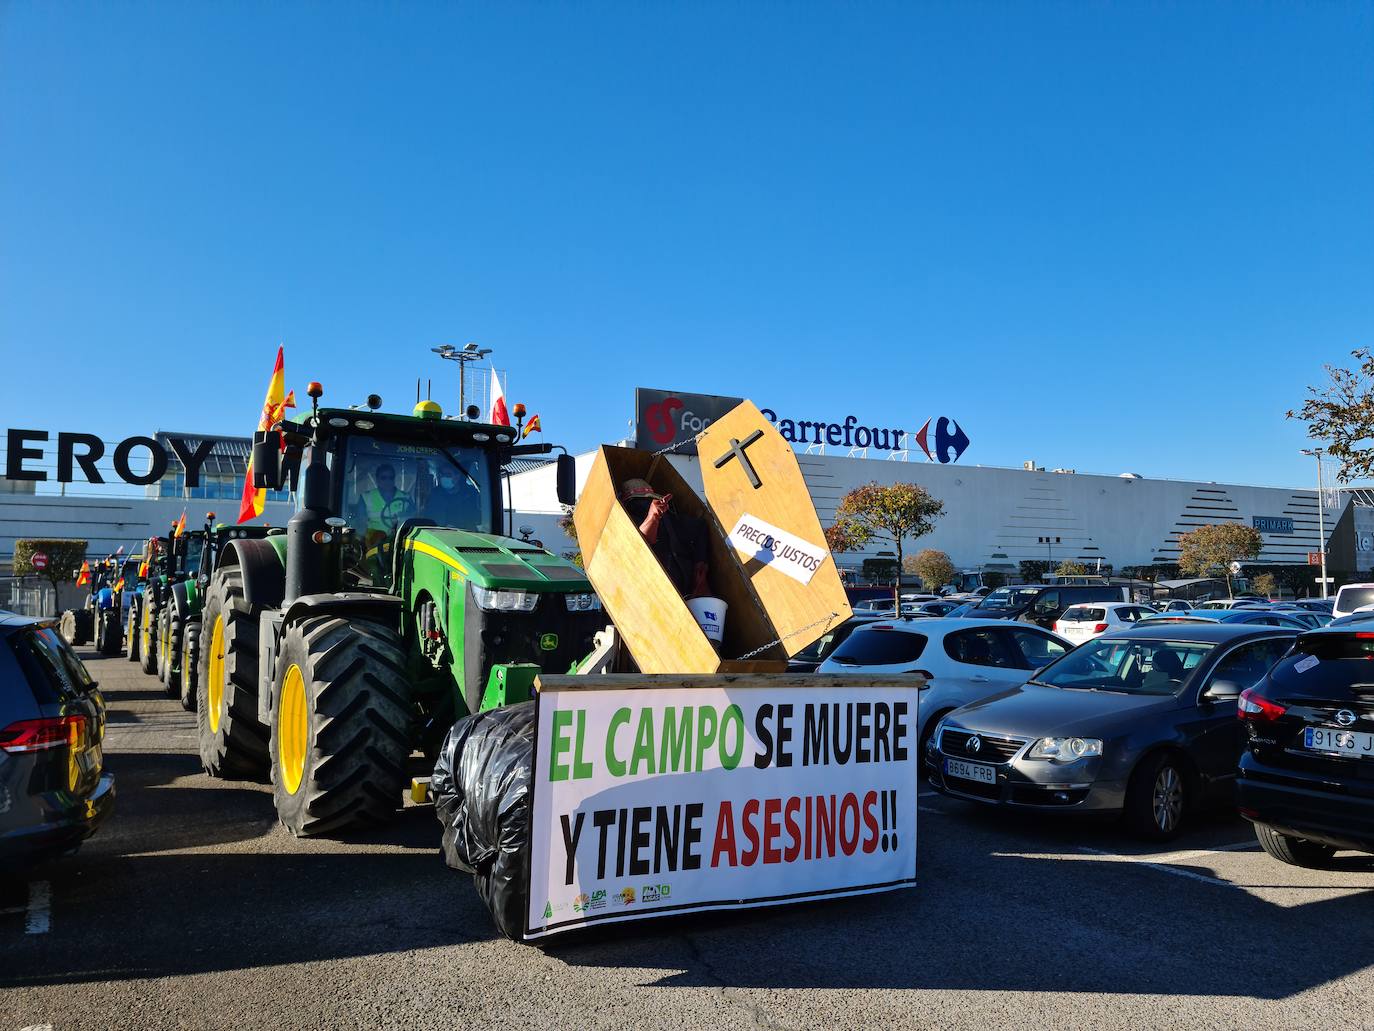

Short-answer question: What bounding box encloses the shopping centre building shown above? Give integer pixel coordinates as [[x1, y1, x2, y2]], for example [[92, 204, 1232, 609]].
[[509, 387, 1370, 586]]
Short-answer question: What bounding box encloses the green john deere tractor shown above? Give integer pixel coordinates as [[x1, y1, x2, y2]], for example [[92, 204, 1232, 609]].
[[195, 384, 597, 836], [164, 519, 272, 711]]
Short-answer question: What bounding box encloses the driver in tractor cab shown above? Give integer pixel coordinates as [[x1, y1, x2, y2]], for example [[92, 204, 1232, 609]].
[[426, 460, 482, 530], [359, 463, 414, 579]]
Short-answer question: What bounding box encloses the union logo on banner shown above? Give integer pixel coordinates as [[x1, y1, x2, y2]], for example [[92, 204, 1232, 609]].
[[914, 417, 970, 464]]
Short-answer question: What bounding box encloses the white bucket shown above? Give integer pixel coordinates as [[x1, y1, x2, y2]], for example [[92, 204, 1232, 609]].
[[686, 596, 728, 644]]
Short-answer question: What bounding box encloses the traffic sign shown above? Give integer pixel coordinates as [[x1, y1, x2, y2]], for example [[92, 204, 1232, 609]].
[[1308, 553, 1324, 565], [31, 552, 48, 571], [1316, 577, 1336, 583]]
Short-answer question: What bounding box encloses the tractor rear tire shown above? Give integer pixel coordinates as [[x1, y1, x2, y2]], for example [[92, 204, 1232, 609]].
[[139, 599, 159, 675], [269, 615, 412, 837], [126, 601, 141, 662], [180, 619, 200, 712], [197, 568, 269, 778]]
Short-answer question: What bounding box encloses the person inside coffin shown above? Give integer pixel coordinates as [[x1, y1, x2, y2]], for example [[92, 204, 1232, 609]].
[[619, 478, 711, 598]]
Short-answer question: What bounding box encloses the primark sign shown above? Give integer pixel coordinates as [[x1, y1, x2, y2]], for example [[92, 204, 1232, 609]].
[[3, 429, 219, 486], [634, 387, 971, 463]]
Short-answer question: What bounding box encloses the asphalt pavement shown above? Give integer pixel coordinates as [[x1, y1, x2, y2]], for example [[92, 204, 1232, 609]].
[[4, 649, 1374, 1030]]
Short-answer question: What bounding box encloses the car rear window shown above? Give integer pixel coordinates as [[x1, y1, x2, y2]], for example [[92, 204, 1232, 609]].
[[1269, 633, 1374, 699], [1336, 587, 1374, 612], [8, 627, 92, 705], [1062, 606, 1105, 622], [828, 627, 928, 666]]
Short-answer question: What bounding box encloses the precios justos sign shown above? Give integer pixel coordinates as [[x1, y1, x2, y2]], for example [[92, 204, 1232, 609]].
[[4, 429, 220, 486]]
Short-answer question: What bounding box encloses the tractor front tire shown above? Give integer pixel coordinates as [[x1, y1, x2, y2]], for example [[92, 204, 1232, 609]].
[[196, 568, 269, 778], [74, 609, 95, 645], [139, 599, 159, 675], [180, 619, 200, 712], [97, 610, 122, 657], [269, 616, 412, 837], [126, 601, 141, 662], [163, 606, 185, 698], [59, 611, 78, 645]]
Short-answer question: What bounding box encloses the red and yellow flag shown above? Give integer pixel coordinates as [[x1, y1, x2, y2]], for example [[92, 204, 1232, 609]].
[[76, 561, 90, 586], [138, 560, 149, 578], [239, 345, 296, 524], [173, 510, 187, 537], [522, 414, 542, 438]]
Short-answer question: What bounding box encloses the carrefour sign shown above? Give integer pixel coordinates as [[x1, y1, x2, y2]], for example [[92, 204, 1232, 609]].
[[634, 388, 970, 464]]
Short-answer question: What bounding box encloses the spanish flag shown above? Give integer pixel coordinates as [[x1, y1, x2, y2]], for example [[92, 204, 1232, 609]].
[[76, 561, 90, 586], [138, 559, 149, 578], [173, 510, 187, 537], [522, 414, 542, 438], [238, 345, 296, 524]]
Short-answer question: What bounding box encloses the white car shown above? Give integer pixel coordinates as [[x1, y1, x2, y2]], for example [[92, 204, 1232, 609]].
[[816, 617, 1072, 750], [1334, 583, 1374, 619], [1053, 602, 1157, 644], [1195, 599, 1267, 610]]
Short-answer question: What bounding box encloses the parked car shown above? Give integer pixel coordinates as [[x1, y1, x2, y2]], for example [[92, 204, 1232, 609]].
[[818, 618, 1071, 751], [1141, 610, 1311, 631], [1290, 598, 1335, 614], [967, 583, 1129, 629], [1237, 627, 1374, 866], [1333, 584, 1374, 619], [1054, 603, 1158, 644], [1195, 599, 1267, 610], [0, 614, 114, 869], [1156, 599, 1195, 613], [943, 602, 979, 618], [787, 614, 885, 673], [926, 623, 1298, 839]]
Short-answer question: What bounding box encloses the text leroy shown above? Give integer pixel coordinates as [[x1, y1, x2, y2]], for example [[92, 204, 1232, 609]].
[[5, 429, 219, 487], [547, 701, 912, 781]]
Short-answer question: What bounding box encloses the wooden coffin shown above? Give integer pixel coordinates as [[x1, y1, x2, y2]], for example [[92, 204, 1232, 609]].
[[572, 401, 851, 675]]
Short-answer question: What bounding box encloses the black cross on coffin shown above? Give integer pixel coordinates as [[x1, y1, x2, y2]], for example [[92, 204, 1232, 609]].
[[713, 429, 765, 489]]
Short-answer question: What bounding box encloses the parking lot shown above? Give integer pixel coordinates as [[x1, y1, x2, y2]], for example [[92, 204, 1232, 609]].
[[3, 650, 1373, 1030]]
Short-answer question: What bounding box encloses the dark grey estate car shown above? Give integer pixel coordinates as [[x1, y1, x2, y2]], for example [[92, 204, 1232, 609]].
[[0, 613, 114, 868], [926, 623, 1297, 839]]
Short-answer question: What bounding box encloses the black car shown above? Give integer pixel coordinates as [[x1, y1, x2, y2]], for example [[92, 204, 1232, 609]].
[[0, 614, 114, 868], [1237, 627, 1374, 866], [969, 583, 1129, 629], [927, 623, 1297, 839], [787, 614, 884, 672]]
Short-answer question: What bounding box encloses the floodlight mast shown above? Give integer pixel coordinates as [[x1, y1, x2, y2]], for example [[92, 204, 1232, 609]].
[[1301, 447, 1330, 599], [431, 343, 494, 419]]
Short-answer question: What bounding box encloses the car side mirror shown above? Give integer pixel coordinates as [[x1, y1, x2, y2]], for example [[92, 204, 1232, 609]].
[[251, 431, 283, 489], [555, 453, 577, 507], [1203, 679, 1243, 702]]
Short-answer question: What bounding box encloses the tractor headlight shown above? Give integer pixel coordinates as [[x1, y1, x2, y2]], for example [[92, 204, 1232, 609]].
[[471, 585, 539, 613], [564, 593, 602, 612]]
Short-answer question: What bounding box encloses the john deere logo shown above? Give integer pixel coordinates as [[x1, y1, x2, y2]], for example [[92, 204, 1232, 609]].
[[540, 633, 559, 651]]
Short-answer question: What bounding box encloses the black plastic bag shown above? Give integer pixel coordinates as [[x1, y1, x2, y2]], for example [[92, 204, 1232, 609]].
[[432, 701, 536, 940]]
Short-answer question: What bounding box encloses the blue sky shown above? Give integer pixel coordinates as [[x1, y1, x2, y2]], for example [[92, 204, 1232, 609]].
[[2, 2, 1371, 488]]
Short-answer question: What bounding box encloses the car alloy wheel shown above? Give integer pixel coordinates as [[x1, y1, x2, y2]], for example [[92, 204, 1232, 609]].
[[1152, 765, 1183, 833]]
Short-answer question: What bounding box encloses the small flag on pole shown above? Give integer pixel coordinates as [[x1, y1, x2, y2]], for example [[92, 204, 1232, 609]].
[[173, 510, 187, 537], [76, 561, 91, 586], [489, 368, 510, 426], [239, 345, 296, 523], [522, 414, 542, 438]]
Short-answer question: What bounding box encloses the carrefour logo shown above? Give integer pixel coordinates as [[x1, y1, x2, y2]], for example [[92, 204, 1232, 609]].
[[914, 417, 970, 464]]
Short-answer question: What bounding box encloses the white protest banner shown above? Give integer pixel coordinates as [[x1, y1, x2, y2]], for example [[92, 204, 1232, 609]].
[[726, 514, 828, 585], [525, 676, 918, 939]]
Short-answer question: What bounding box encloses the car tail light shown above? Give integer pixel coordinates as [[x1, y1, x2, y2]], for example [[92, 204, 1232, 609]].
[[0, 714, 89, 753], [1092, 623, 1109, 633], [1238, 689, 1286, 722]]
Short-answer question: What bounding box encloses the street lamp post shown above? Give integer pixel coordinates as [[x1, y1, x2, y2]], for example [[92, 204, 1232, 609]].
[[1302, 447, 1329, 599], [432, 342, 493, 418]]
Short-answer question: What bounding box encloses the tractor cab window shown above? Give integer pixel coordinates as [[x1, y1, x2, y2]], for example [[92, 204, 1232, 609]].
[[340, 437, 494, 569], [180, 536, 205, 574]]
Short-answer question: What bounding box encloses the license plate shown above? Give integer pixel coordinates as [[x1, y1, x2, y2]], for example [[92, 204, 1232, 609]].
[[944, 757, 996, 785], [1305, 727, 1374, 757]]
